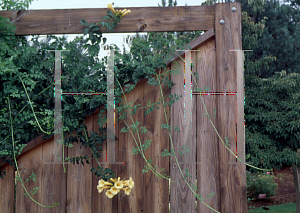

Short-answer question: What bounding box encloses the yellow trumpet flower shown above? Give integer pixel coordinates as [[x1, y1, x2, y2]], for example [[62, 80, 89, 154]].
[[104, 181, 113, 186], [110, 186, 121, 195], [114, 180, 124, 189], [98, 179, 105, 187], [107, 3, 115, 14], [121, 10, 131, 17], [110, 178, 117, 183], [97, 185, 111, 193], [124, 187, 131, 195], [121, 9, 127, 14], [105, 190, 115, 199]]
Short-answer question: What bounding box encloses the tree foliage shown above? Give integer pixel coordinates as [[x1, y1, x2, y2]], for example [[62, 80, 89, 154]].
[[245, 71, 300, 173]]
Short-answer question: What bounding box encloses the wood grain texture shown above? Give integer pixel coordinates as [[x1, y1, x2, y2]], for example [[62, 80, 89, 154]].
[[91, 105, 114, 213], [0, 6, 214, 35], [16, 143, 43, 213], [123, 81, 145, 212], [193, 39, 221, 213], [237, 51, 245, 163], [116, 84, 136, 213], [0, 164, 15, 213], [170, 51, 196, 213], [41, 137, 67, 213], [66, 114, 93, 213], [142, 67, 170, 213], [215, 2, 247, 212]]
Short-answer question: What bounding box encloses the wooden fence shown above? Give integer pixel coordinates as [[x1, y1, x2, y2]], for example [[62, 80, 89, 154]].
[[0, 2, 246, 213]]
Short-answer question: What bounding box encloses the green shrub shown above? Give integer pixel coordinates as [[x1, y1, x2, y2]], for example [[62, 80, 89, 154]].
[[246, 171, 278, 200]]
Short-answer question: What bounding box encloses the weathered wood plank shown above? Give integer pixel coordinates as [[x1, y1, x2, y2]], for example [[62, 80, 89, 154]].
[[112, 105, 120, 213], [116, 84, 139, 212], [215, 2, 246, 212], [66, 114, 93, 213], [237, 50, 245, 163], [142, 67, 170, 213], [91, 106, 112, 213], [193, 38, 220, 213], [126, 82, 144, 212], [41, 137, 67, 212], [170, 50, 196, 212], [0, 164, 15, 213], [0, 6, 215, 35], [197, 96, 221, 213], [16, 143, 43, 213]]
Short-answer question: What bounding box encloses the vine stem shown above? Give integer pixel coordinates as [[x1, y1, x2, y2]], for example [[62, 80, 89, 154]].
[[7, 97, 59, 208], [113, 68, 220, 211]]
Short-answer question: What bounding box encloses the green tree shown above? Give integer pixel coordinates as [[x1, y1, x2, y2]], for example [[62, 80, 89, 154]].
[[246, 0, 300, 79], [245, 70, 300, 173], [239, 0, 300, 174]]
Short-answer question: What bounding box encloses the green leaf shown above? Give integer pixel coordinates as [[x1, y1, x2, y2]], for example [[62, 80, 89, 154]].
[[106, 10, 114, 17], [102, 15, 111, 20], [80, 19, 89, 27], [102, 37, 107, 45], [89, 23, 97, 28], [91, 26, 100, 32], [83, 28, 89, 35]]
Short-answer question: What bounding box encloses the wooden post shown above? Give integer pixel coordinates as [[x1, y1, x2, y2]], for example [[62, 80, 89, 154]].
[[293, 164, 300, 212], [215, 2, 247, 212]]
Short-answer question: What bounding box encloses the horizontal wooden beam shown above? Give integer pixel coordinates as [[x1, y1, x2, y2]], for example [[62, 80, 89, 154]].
[[0, 5, 215, 35]]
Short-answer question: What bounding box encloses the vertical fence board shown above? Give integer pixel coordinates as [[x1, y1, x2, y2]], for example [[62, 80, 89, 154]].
[[143, 67, 170, 213], [91, 107, 110, 212], [237, 51, 245, 163], [66, 114, 93, 213], [170, 53, 196, 213], [194, 39, 220, 213], [185, 51, 197, 212], [191, 51, 198, 213], [129, 83, 145, 212], [113, 102, 120, 213], [116, 83, 143, 212], [215, 2, 246, 212], [116, 95, 131, 213], [16, 143, 43, 213], [0, 164, 15, 213], [41, 137, 67, 213]]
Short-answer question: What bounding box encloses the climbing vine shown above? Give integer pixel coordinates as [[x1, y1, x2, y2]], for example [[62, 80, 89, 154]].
[[0, 1, 276, 212]]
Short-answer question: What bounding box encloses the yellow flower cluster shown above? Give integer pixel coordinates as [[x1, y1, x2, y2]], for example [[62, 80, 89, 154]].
[[107, 3, 131, 18], [97, 177, 135, 199]]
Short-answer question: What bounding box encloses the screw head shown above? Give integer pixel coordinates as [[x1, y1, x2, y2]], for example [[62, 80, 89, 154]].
[[220, 19, 225, 25], [231, 7, 237, 12]]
